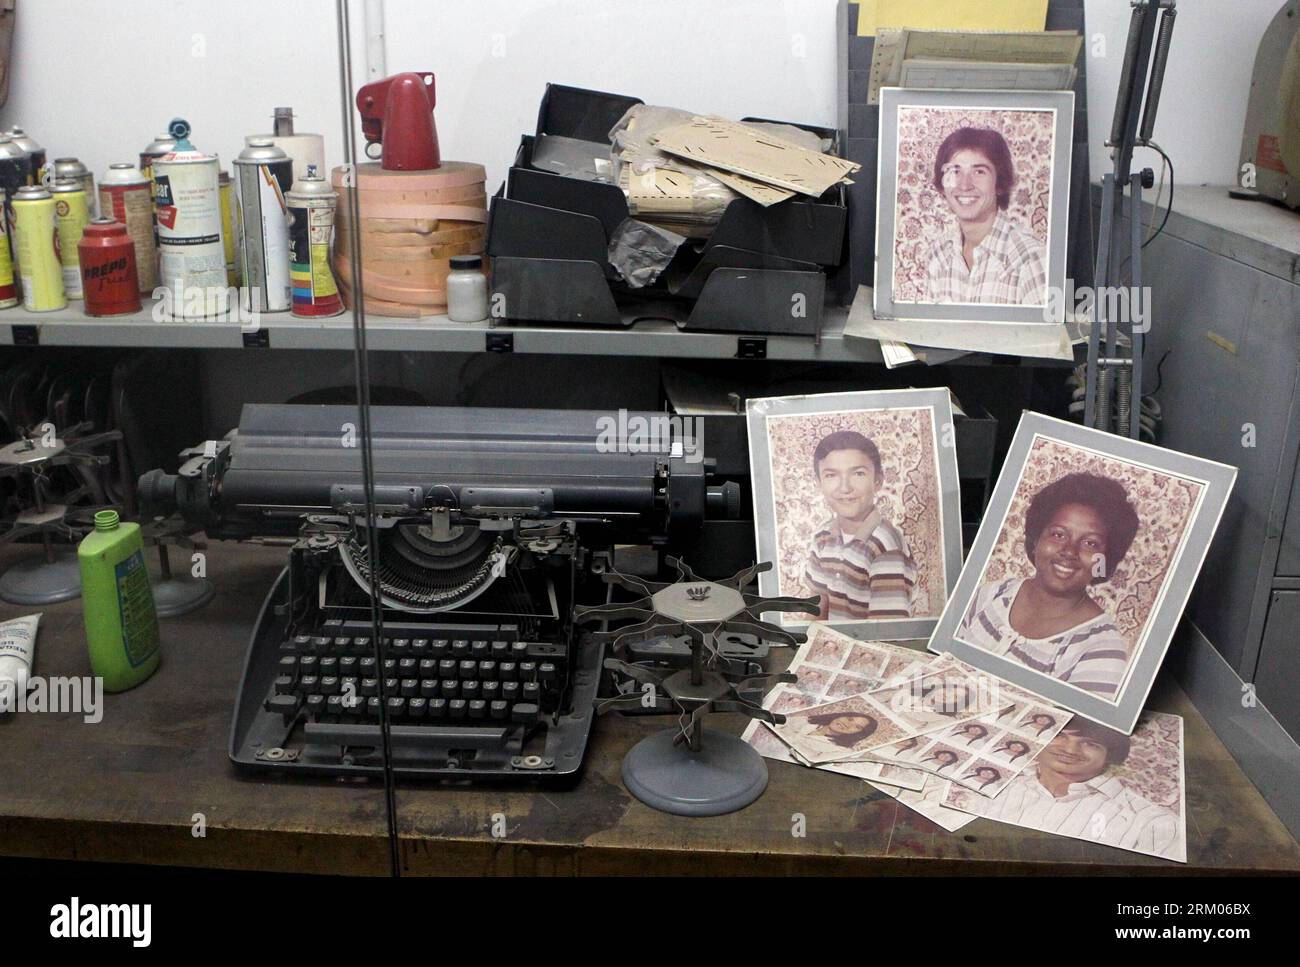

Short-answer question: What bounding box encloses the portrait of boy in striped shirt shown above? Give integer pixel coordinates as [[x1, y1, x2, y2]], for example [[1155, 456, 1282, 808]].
[[803, 430, 918, 622], [957, 472, 1141, 699]]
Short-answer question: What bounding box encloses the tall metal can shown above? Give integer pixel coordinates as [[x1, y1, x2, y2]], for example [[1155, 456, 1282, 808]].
[[233, 138, 292, 313], [78, 218, 142, 317], [99, 163, 158, 295], [6, 127, 46, 185], [11, 186, 66, 311], [139, 132, 177, 189], [0, 136, 29, 296], [0, 135, 32, 200], [50, 158, 96, 215], [140, 131, 178, 246], [286, 173, 343, 317], [0, 215, 15, 307], [51, 181, 90, 299], [218, 170, 239, 286], [152, 151, 227, 318]]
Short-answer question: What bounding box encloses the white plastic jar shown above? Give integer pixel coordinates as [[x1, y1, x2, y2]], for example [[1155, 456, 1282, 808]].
[[446, 254, 488, 323]]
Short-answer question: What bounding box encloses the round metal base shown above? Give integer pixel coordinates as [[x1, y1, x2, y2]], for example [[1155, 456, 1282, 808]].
[[0, 550, 82, 605], [150, 576, 215, 618], [621, 727, 769, 817]]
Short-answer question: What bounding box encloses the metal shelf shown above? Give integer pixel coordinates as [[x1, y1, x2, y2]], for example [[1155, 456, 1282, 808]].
[[0, 299, 894, 361]]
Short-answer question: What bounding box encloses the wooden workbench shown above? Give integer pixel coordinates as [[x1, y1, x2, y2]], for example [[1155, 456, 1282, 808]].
[[0, 541, 1296, 877]]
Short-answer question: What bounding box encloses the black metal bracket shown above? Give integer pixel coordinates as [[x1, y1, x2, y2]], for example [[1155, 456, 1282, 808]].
[[736, 337, 767, 360], [486, 332, 514, 353], [11, 325, 38, 346], [242, 329, 271, 348]]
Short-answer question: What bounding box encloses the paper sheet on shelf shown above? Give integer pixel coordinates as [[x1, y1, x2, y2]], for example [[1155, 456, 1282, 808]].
[[902, 28, 1082, 65], [652, 116, 859, 198], [845, 286, 1074, 360], [710, 168, 796, 206], [870, 0, 1048, 34]]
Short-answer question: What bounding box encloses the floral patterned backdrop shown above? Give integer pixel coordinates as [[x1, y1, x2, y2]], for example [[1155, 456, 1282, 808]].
[[766, 407, 945, 620], [892, 105, 1057, 303], [1113, 710, 1184, 809], [973, 437, 1205, 651]]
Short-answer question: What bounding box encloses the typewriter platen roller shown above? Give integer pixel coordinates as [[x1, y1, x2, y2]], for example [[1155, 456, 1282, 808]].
[[140, 404, 740, 780]]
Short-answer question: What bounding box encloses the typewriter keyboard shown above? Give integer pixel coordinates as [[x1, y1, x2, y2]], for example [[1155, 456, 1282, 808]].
[[264, 633, 566, 728]]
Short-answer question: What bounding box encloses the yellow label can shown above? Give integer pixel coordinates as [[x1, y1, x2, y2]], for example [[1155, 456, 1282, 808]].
[[12, 186, 66, 311], [219, 170, 239, 286], [52, 181, 89, 299]]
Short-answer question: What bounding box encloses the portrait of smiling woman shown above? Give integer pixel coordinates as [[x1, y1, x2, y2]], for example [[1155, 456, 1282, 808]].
[[931, 415, 1235, 732], [957, 471, 1140, 698]]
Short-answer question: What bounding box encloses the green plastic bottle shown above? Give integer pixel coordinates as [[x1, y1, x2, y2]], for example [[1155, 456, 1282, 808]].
[[78, 510, 160, 692]]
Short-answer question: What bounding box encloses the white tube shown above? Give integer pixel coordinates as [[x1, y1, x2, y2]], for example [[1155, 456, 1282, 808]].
[[0, 613, 40, 713]]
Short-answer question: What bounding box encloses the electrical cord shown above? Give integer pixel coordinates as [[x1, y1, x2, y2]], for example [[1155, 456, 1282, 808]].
[[1141, 141, 1174, 248]]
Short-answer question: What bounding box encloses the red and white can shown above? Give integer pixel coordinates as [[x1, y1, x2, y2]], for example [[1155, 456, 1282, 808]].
[[78, 217, 141, 316], [99, 163, 158, 294]]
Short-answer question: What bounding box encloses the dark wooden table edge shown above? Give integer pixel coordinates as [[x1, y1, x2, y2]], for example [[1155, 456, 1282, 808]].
[[3, 815, 1297, 877]]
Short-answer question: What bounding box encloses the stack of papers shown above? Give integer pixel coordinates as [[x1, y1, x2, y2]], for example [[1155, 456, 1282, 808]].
[[650, 115, 860, 207], [746, 622, 1189, 861]]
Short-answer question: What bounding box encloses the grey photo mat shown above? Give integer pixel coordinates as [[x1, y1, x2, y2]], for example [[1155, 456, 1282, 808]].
[[746, 388, 963, 641], [927, 412, 1237, 734], [873, 87, 1075, 324]]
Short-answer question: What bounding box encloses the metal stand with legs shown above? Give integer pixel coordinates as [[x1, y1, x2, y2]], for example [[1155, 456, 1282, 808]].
[[1086, 0, 1177, 439], [574, 558, 818, 816]]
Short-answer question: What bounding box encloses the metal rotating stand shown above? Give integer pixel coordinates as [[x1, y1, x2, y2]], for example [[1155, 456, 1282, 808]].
[[0, 427, 122, 605], [142, 517, 215, 617], [575, 558, 818, 816]]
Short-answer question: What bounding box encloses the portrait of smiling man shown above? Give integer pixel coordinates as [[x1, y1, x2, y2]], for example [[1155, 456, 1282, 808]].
[[962, 718, 1184, 861], [803, 430, 918, 622], [924, 126, 1049, 307]]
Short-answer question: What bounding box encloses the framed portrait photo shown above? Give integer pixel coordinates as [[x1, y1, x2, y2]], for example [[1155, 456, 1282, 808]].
[[929, 413, 1237, 734], [747, 388, 963, 640], [874, 88, 1074, 324]]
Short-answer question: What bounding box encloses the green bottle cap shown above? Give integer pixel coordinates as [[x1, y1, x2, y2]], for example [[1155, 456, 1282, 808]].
[[94, 510, 120, 531]]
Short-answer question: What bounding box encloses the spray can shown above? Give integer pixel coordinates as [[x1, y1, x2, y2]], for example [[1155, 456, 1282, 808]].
[[78, 510, 160, 693], [0, 214, 15, 308], [0, 135, 31, 201], [11, 186, 66, 311], [153, 135, 227, 319], [6, 127, 46, 185], [0, 136, 27, 304], [218, 170, 239, 286], [233, 138, 292, 313], [248, 107, 327, 190], [51, 181, 90, 299], [140, 131, 178, 247], [286, 172, 343, 317], [139, 132, 177, 190], [49, 158, 96, 215], [99, 163, 158, 295], [79, 218, 141, 316]]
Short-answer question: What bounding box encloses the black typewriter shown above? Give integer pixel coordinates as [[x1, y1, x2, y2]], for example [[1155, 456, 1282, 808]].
[[139, 403, 738, 781]]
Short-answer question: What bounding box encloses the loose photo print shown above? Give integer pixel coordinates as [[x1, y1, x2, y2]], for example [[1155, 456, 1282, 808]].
[[874, 88, 1074, 324], [772, 658, 1002, 765], [862, 680, 1069, 798], [741, 627, 935, 791], [942, 711, 1188, 863], [929, 413, 1236, 733], [748, 389, 963, 640]]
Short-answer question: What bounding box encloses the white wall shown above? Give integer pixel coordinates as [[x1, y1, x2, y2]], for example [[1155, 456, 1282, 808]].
[[0, 0, 1280, 197]]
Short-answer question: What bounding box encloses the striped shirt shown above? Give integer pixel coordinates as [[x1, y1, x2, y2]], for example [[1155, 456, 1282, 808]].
[[971, 767, 1182, 860], [804, 509, 917, 621], [924, 208, 1048, 306], [957, 577, 1131, 698]]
